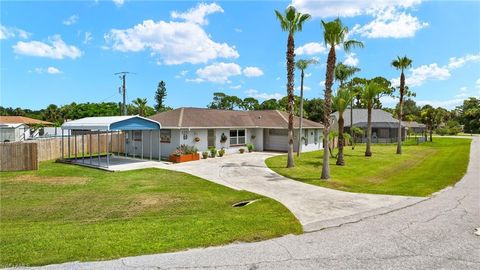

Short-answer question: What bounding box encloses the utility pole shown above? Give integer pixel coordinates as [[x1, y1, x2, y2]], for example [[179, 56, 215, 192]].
[[114, 72, 133, 116]]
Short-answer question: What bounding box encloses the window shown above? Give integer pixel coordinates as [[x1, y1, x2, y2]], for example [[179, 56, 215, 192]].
[[160, 129, 171, 143], [314, 129, 319, 144], [269, 129, 288, 136], [229, 129, 246, 145], [133, 131, 142, 141], [182, 130, 188, 140], [303, 129, 309, 145]]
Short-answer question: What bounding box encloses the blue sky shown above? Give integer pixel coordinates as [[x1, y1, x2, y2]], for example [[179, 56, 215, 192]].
[[1, 0, 479, 110]]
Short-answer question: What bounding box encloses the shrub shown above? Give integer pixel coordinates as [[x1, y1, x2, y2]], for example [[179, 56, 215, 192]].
[[239, 148, 245, 154], [209, 147, 217, 158], [246, 143, 254, 152], [220, 133, 228, 143], [218, 148, 225, 157], [172, 144, 198, 156], [202, 151, 209, 159]]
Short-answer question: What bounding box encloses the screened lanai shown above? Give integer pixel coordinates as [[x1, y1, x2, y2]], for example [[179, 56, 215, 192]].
[[60, 116, 161, 170]]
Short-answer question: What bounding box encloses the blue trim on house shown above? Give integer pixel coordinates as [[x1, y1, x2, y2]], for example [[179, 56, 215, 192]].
[[110, 117, 161, 130]]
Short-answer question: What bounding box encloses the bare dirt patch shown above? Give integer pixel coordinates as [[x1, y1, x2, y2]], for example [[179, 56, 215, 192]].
[[8, 175, 89, 185]]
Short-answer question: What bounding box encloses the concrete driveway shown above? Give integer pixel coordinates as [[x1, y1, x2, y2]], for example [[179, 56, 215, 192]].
[[167, 151, 424, 231]]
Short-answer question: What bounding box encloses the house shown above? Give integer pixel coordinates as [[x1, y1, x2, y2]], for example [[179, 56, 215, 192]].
[[331, 109, 406, 143], [148, 107, 323, 158], [403, 121, 426, 134], [0, 116, 53, 142]]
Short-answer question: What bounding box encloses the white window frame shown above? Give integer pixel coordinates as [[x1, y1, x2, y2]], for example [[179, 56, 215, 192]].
[[229, 129, 246, 146]]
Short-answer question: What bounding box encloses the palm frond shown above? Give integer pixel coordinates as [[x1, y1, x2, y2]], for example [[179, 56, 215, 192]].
[[343, 40, 364, 52]]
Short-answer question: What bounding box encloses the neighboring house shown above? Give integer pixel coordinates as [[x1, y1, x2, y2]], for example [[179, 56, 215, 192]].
[[331, 109, 406, 143], [148, 107, 323, 158], [403, 121, 427, 134], [0, 116, 53, 142]]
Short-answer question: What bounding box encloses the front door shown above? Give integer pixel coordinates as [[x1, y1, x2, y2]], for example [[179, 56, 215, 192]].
[[207, 129, 215, 148]]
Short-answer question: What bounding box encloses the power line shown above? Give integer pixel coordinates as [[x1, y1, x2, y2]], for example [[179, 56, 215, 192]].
[[114, 72, 135, 115]]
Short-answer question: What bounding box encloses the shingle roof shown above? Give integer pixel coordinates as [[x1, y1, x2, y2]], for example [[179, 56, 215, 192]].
[[403, 121, 426, 128], [331, 109, 405, 128], [0, 116, 52, 125], [149, 108, 323, 129]]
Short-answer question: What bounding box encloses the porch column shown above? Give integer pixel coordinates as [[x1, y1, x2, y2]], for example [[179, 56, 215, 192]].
[[106, 131, 110, 168]]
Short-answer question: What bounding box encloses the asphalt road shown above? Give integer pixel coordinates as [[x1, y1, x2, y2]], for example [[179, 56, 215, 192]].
[[13, 137, 480, 270]]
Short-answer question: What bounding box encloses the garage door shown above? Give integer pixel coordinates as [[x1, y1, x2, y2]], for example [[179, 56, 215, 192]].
[[264, 129, 288, 151]]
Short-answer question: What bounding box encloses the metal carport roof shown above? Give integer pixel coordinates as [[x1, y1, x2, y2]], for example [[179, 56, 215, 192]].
[[61, 116, 161, 131]]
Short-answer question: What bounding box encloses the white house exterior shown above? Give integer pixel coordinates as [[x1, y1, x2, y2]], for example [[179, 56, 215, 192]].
[[148, 108, 324, 158], [0, 116, 53, 142]]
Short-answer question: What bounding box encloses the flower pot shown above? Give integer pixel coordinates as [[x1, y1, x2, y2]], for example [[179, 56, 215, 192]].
[[169, 153, 200, 163]]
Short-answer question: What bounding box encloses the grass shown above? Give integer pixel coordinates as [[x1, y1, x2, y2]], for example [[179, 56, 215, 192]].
[[266, 138, 471, 197], [0, 162, 301, 267]]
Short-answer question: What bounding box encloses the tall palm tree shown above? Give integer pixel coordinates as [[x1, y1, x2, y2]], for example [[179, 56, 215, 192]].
[[361, 81, 384, 157], [335, 63, 360, 150], [275, 6, 311, 168], [320, 18, 363, 179], [333, 88, 354, 165], [391, 56, 413, 155], [295, 58, 318, 157], [132, 98, 148, 116]]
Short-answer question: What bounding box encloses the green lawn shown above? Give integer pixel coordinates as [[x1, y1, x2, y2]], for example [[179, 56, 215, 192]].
[[266, 138, 471, 197], [0, 162, 301, 267]]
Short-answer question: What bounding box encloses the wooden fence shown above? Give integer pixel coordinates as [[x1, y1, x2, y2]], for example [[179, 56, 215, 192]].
[[0, 133, 125, 171], [0, 142, 38, 171]]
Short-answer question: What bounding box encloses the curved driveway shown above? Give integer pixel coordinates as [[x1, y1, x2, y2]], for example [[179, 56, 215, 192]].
[[13, 137, 479, 269]]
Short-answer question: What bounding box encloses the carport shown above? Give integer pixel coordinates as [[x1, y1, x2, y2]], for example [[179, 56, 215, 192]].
[[60, 116, 161, 169]]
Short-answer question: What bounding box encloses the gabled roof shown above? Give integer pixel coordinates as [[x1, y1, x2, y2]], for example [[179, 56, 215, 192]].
[[403, 121, 426, 128], [331, 109, 405, 128], [61, 116, 161, 131], [149, 108, 323, 129], [0, 116, 52, 125]]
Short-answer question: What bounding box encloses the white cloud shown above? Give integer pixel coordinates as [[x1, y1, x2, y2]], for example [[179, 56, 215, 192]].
[[234, 28, 242, 33], [230, 84, 242, 89], [62, 15, 79, 26], [350, 7, 428, 38], [296, 85, 312, 91], [295, 42, 326, 55], [276, 77, 281, 81], [380, 95, 398, 107], [305, 73, 312, 78], [171, 3, 223, 25], [33, 66, 62, 74], [104, 4, 238, 65], [0, 24, 29, 40], [13, 35, 82, 59], [245, 89, 283, 100], [476, 78, 480, 89], [188, 62, 242, 84], [83, 32, 93, 44], [113, 0, 124, 7], [416, 99, 465, 110], [344, 53, 359, 66], [175, 70, 189, 79], [292, 0, 421, 18], [447, 54, 480, 69], [243, 66, 264, 77]]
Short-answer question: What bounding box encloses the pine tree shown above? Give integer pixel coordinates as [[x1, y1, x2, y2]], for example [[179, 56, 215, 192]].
[[154, 81, 167, 112]]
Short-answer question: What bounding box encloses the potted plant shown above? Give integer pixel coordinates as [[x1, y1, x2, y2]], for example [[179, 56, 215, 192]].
[[202, 151, 209, 159], [220, 133, 228, 144], [209, 147, 217, 158], [169, 144, 200, 163], [239, 148, 245, 154], [218, 148, 225, 157], [246, 143, 254, 152], [194, 137, 201, 142], [251, 134, 256, 140]]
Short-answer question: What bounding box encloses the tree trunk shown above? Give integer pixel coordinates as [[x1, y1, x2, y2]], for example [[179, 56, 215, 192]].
[[429, 129, 433, 142], [297, 70, 305, 157], [321, 45, 336, 180], [336, 115, 345, 165], [350, 101, 354, 150], [286, 33, 295, 168], [365, 105, 372, 157], [396, 71, 405, 154]]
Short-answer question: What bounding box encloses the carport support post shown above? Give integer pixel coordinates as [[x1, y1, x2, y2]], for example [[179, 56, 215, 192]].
[[89, 133, 92, 165], [117, 131, 120, 156], [141, 130, 144, 160], [106, 131, 110, 168], [97, 131, 101, 167], [133, 132, 136, 159], [158, 131, 161, 161], [74, 133, 77, 161], [67, 131, 70, 159], [82, 133, 85, 164], [149, 130, 152, 160]]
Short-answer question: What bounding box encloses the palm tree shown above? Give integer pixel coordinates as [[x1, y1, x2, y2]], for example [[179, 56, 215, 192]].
[[295, 58, 318, 157], [361, 81, 384, 157], [335, 63, 360, 150], [275, 6, 311, 168], [132, 98, 148, 116], [333, 88, 354, 165], [320, 18, 363, 179], [391, 56, 413, 155]]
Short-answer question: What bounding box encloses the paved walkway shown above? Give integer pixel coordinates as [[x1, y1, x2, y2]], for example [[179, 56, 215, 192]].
[[13, 137, 479, 269]]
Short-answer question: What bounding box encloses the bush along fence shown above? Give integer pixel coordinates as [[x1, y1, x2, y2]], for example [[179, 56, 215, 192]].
[[0, 133, 125, 171]]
